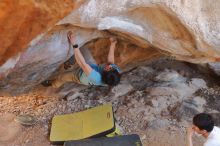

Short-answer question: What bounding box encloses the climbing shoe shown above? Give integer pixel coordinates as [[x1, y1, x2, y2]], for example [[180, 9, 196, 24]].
[[41, 80, 53, 87]]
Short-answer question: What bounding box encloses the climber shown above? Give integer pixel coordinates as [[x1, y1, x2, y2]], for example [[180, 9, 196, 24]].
[[186, 113, 220, 146], [41, 31, 121, 87]]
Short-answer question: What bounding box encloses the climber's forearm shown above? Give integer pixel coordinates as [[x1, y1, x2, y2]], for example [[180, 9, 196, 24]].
[[74, 48, 92, 75], [108, 43, 116, 64]]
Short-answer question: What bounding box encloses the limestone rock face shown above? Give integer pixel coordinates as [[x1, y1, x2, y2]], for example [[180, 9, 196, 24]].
[[0, 0, 220, 94], [0, 0, 78, 64], [60, 0, 220, 62]]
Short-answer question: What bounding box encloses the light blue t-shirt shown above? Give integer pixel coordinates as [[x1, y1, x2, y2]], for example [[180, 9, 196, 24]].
[[79, 64, 105, 86]]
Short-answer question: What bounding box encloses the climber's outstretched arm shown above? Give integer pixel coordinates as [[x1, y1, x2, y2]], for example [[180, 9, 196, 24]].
[[74, 47, 92, 76], [68, 32, 92, 76], [108, 37, 117, 64]]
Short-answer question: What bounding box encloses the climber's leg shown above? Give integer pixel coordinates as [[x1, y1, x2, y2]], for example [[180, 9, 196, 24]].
[[51, 66, 81, 88]]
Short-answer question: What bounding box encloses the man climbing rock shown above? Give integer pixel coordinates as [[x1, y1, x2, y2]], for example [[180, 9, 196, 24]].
[[42, 31, 121, 87], [186, 113, 220, 146]]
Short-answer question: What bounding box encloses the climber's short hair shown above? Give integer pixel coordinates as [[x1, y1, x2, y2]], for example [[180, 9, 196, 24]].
[[193, 113, 214, 132], [102, 63, 121, 86]]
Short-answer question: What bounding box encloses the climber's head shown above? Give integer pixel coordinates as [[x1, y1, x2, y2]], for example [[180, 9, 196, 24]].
[[102, 63, 121, 86]]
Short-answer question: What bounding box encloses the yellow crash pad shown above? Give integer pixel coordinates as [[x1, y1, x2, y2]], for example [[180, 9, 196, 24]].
[[50, 104, 115, 143]]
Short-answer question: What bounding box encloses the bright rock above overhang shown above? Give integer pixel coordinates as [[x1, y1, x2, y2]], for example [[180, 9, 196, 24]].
[[59, 0, 220, 62]]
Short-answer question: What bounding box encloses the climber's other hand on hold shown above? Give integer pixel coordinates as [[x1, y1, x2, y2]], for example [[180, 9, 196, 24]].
[[110, 37, 117, 45]]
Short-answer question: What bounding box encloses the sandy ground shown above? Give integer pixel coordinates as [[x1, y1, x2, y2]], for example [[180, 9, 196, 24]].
[[1, 58, 219, 146]]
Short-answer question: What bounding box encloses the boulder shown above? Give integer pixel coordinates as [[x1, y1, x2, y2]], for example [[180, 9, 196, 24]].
[[1, 0, 220, 94]]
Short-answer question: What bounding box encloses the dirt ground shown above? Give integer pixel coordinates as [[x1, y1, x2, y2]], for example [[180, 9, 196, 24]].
[[1, 58, 220, 146]]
